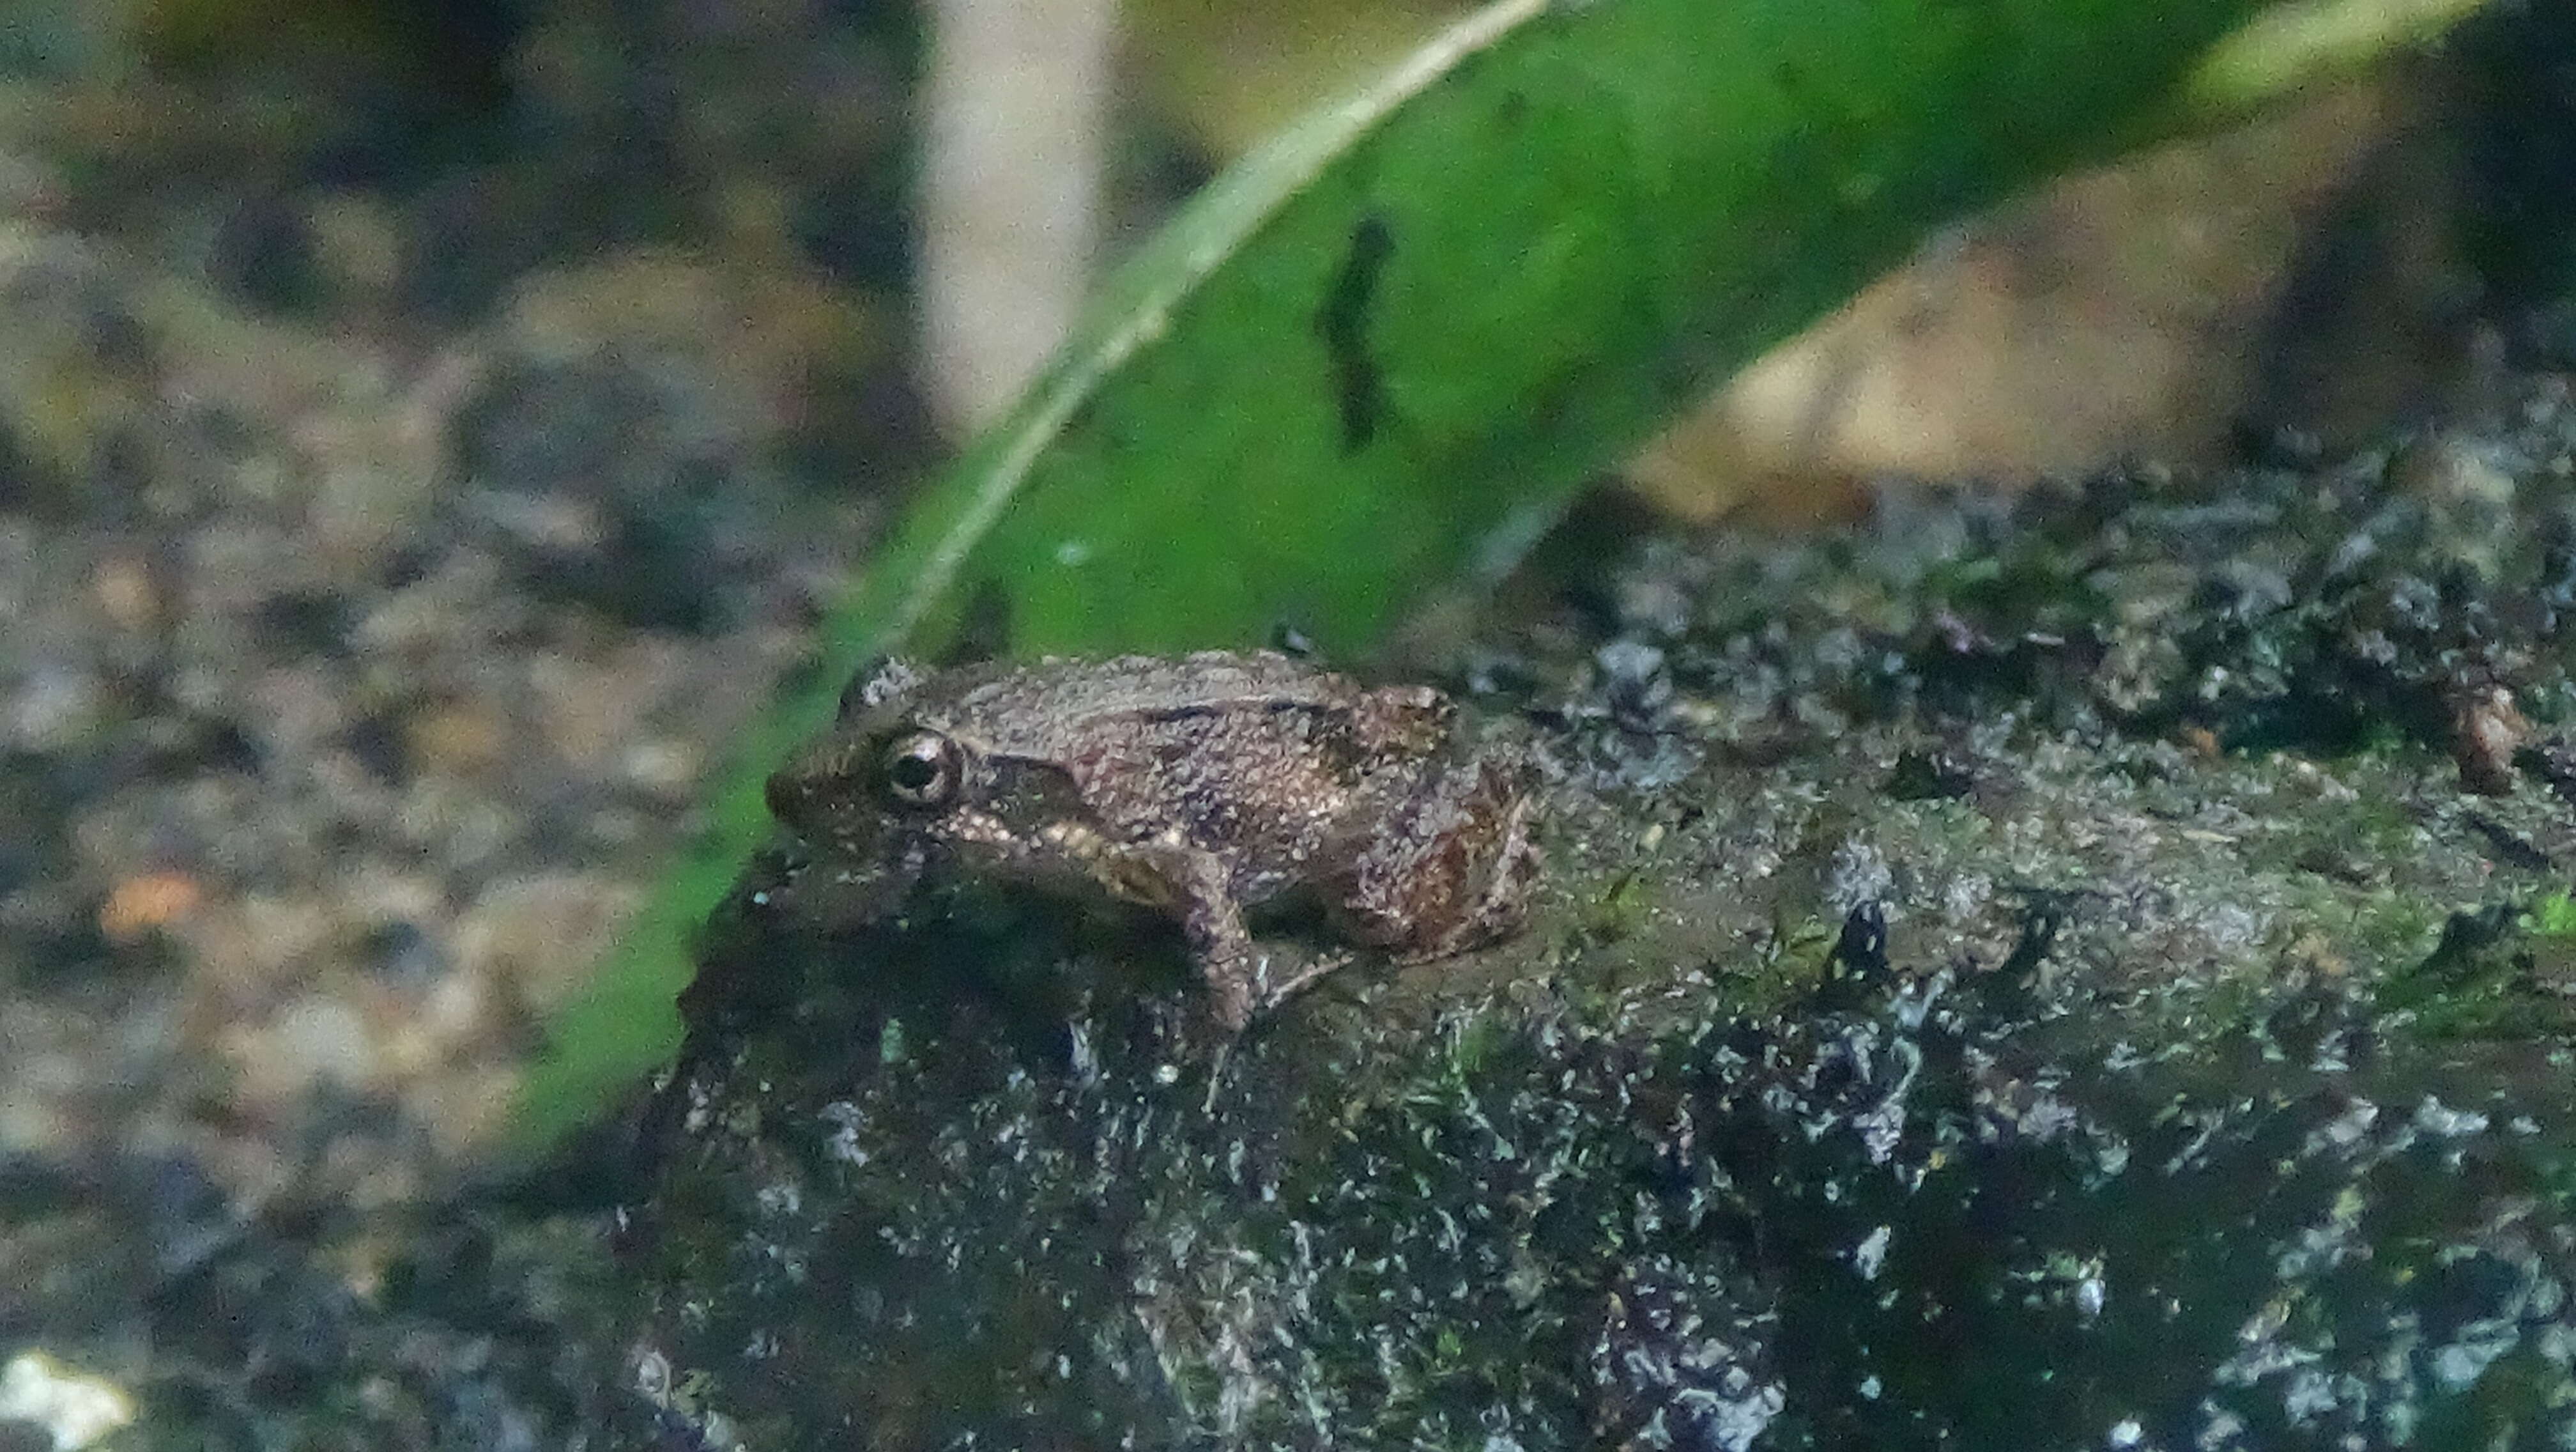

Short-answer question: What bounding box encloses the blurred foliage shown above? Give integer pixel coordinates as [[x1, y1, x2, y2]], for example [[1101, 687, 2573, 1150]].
[[134, 0, 521, 107], [2181, 0, 2488, 114]]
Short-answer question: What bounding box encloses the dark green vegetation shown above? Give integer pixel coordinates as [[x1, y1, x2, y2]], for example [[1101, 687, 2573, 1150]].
[[514, 0, 2285, 1145], [626, 385, 2576, 1448]]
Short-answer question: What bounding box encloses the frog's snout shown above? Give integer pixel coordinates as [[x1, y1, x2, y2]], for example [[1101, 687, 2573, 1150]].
[[764, 745, 840, 835]]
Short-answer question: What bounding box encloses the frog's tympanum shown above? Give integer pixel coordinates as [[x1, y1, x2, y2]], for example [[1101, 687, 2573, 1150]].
[[764, 651, 1541, 1030]]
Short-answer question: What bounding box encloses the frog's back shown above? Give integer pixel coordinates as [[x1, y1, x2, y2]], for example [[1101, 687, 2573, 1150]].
[[924, 651, 1372, 759]]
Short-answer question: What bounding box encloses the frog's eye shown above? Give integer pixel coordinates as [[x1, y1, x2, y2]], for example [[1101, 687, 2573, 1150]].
[[880, 731, 962, 807]]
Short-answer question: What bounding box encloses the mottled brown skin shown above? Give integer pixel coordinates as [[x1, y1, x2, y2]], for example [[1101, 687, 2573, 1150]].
[[764, 651, 1541, 1030]]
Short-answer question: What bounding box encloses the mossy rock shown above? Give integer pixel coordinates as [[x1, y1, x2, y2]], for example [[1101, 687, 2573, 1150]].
[[624, 390, 2576, 1448]]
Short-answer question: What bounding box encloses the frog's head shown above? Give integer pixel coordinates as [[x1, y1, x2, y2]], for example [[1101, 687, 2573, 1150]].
[[766, 656, 984, 867]]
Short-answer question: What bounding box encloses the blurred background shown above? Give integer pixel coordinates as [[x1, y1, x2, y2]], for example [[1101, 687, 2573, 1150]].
[[0, 0, 2567, 1221]]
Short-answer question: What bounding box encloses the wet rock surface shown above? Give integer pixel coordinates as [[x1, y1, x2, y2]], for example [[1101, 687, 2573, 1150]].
[[618, 380, 2576, 1448], [644, 916, 2576, 1449]]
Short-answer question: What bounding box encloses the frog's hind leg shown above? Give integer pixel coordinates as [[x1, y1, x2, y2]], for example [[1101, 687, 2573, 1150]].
[[1332, 753, 1540, 962]]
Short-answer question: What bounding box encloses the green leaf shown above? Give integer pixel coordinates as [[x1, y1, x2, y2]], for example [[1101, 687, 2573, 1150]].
[[507, 0, 2288, 1155], [2181, 0, 2489, 115]]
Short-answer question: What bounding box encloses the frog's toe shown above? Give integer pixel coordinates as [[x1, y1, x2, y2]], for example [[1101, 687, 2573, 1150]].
[[1252, 946, 1353, 1012]]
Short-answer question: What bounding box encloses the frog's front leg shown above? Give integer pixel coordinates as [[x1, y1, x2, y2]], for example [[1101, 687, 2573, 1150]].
[[1179, 902, 1353, 1033], [1078, 835, 1252, 1031], [1102, 837, 1336, 1032], [1177, 886, 1261, 1033]]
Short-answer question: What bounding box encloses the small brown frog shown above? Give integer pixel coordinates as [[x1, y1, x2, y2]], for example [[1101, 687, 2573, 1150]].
[[764, 650, 1540, 1030]]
